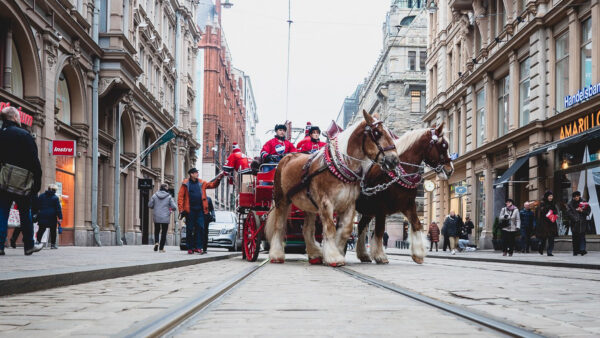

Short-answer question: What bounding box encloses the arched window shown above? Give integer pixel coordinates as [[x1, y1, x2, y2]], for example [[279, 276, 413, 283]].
[[143, 131, 152, 167], [56, 72, 71, 124], [10, 40, 23, 98], [400, 16, 415, 26]]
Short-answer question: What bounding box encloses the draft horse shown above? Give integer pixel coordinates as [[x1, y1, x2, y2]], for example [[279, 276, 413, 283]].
[[355, 124, 454, 264], [265, 111, 399, 266]]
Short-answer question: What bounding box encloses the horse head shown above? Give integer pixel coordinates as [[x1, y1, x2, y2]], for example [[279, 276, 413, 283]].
[[422, 123, 454, 179], [357, 110, 399, 172]]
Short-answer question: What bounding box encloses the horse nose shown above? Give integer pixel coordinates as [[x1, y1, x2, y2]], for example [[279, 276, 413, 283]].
[[384, 155, 398, 170]]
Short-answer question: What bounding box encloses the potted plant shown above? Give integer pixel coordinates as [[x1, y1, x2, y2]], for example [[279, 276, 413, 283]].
[[492, 217, 502, 250]]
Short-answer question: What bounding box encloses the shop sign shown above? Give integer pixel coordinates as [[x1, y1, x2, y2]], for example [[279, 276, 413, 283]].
[[455, 186, 467, 196], [0, 102, 33, 127], [559, 109, 600, 140], [52, 140, 76, 156], [138, 178, 153, 190], [564, 83, 600, 109]]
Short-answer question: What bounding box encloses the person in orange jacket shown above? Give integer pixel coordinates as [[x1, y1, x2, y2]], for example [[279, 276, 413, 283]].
[[177, 168, 224, 254], [223, 142, 251, 176], [296, 125, 326, 153]]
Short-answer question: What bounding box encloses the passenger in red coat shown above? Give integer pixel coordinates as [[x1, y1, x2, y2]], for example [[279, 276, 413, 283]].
[[296, 126, 326, 153], [260, 124, 296, 164], [223, 142, 251, 176]]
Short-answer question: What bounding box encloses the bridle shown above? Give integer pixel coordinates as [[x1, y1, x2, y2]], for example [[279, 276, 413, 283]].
[[423, 128, 452, 174], [362, 120, 397, 167]]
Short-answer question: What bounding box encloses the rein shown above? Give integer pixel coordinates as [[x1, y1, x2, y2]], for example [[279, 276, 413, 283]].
[[362, 120, 396, 165]]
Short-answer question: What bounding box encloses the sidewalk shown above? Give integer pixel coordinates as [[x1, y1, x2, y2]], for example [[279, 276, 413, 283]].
[[0, 246, 240, 296], [385, 247, 600, 269]]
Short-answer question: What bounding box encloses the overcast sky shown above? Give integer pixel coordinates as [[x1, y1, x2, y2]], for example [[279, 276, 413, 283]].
[[220, 0, 391, 145]]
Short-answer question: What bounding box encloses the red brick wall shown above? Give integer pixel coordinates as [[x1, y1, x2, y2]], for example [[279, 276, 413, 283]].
[[199, 25, 246, 165]]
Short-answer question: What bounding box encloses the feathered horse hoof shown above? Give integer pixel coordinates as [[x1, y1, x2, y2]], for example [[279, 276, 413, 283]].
[[309, 257, 323, 265], [270, 258, 285, 264]]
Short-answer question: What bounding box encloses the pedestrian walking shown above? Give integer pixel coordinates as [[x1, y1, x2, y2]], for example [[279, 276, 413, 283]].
[[519, 201, 536, 253], [177, 168, 224, 255], [34, 184, 63, 249], [148, 183, 177, 252], [566, 191, 590, 256], [442, 211, 462, 255], [401, 221, 409, 249], [0, 107, 43, 256], [428, 221, 440, 252], [203, 196, 215, 253], [383, 231, 389, 249], [537, 191, 558, 256], [499, 198, 521, 256], [464, 216, 474, 239]]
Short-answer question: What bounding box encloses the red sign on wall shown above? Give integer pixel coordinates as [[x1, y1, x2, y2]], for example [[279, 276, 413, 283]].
[[52, 140, 76, 156]]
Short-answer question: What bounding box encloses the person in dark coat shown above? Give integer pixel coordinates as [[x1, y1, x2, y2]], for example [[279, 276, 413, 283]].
[[443, 211, 462, 254], [203, 196, 215, 253], [428, 221, 440, 252], [566, 191, 590, 256], [464, 216, 475, 239], [401, 221, 409, 249], [0, 107, 43, 256], [519, 202, 536, 253], [34, 185, 63, 249], [383, 231, 389, 249], [537, 191, 558, 256]]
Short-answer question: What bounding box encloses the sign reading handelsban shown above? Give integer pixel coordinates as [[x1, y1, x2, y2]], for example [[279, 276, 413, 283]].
[[564, 83, 600, 109], [52, 140, 76, 156]]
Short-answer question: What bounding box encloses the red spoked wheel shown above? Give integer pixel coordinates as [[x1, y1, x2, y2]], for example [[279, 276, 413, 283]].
[[243, 211, 262, 262]]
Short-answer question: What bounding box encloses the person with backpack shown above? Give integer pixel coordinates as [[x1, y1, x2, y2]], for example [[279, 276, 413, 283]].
[[498, 198, 521, 256], [0, 107, 43, 256], [148, 183, 177, 252]]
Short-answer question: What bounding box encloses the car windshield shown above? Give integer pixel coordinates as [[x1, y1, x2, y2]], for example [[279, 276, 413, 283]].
[[215, 211, 235, 223]]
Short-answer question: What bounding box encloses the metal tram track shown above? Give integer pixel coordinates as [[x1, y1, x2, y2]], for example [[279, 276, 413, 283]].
[[118, 259, 268, 338], [337, 266, 544, 338]]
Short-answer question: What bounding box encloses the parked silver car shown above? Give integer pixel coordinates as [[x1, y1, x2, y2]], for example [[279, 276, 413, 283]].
[[207, 211, 240, 251]]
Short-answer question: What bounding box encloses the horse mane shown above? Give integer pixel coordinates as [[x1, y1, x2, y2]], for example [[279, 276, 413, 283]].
[[336, 119, 363, 155], [394, 128, 430, 155]]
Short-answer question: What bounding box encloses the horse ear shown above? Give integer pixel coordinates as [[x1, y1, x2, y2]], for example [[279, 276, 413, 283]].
[[436, 122, 444, 136], [362, 109, 374, 125]]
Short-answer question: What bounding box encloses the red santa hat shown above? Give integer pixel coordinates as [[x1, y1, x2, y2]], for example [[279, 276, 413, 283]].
[[232, 142, 240, 150], [304, 122, 312, 136]]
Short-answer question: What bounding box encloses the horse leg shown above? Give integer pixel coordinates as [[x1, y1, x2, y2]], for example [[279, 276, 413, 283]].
[[370, 213, 388, 264], [355, 215, 372, 262], [320, 199, 345, 267], [302, 212, 322, 264], [266, 203, 290, 263], [404, 203, 426, 264], [335, 208, 355, 254]]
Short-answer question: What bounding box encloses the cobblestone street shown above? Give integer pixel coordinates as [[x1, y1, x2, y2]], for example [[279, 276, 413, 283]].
[[1, 247, 598, 337]]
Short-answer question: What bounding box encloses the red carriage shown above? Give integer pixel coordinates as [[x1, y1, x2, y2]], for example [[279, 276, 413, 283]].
[[236, 163, 322, 262]]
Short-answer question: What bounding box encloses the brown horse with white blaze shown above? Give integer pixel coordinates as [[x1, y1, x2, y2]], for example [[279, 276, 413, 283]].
[[265, 111, 399, 266], [355, 124, 454, 264]]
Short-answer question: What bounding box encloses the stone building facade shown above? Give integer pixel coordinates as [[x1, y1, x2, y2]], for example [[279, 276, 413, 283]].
[[424, 0, 600, 250], [349, 0, 428, 246], [1, 0, 201, 246]]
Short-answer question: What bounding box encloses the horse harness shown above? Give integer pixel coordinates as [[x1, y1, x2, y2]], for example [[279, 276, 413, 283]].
[[423, 128, 451, 174], [362, 120, 396, 165]]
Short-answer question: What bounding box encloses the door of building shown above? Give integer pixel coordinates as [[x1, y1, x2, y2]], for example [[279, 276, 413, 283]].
[[140, 189, 150, 244]]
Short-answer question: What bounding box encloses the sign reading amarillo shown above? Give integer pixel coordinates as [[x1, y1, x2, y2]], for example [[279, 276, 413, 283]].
[[560, 109, 600, 139], [52, 140, 76, 156]]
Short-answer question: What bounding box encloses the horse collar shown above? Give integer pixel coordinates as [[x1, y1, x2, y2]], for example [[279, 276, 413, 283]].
[[324, 138, 361, 184]]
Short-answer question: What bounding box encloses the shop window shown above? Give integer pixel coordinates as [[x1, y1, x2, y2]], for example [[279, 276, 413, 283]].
[[476, 89, 485, 146], [497, 75, 509, 137], [56, 156, 75, 229], [581, 18, 592, 88], [450, 181, 468, 218], [519, 57, 531, 127], [408, 51, 416, 71], [555, 32, 569, 113], [56, 72, 72, 125]]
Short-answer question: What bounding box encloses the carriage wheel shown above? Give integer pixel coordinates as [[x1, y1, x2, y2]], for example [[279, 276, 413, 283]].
[[243, 211, 261, 262]]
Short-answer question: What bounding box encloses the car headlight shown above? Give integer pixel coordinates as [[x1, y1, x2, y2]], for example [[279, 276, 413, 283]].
[[221, 228, 235, 234]]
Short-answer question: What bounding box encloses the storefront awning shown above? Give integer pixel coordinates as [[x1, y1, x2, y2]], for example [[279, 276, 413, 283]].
[[494, 127, 600, 188], [494, 155, 530, 187]]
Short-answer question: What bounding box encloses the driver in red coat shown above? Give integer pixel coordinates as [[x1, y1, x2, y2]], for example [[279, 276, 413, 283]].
[[296, 125, 326, 153], [223, 142, 251, 176], [260, 124, 297, 164]]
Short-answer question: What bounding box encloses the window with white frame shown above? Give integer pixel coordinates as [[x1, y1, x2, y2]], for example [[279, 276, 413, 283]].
[[497, 75, 509, 137], [581, 18, 592, 88], [476, 89, 485, 146], [408, 51, 416, 71], [555, 32, 569, 113], [519, 57, 531, 127]]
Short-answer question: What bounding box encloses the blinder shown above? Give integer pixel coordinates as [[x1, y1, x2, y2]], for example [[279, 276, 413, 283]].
[[363, 120, 396, 166]]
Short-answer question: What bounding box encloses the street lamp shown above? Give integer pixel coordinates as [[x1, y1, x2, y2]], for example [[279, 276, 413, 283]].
[[221, 0, 233, 9]]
